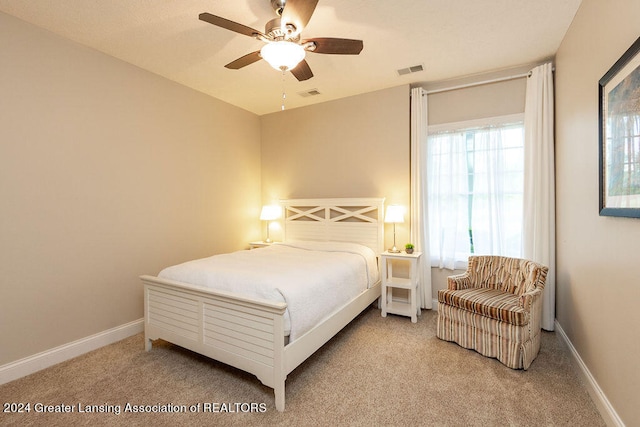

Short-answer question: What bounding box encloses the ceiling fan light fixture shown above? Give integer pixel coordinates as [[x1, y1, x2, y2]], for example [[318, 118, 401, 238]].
[[261, 41, 305, 71]]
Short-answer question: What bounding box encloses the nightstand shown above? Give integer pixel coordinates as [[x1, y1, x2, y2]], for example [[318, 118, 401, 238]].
[[380, 251, 422, 323], [249, 241, 274, 249]]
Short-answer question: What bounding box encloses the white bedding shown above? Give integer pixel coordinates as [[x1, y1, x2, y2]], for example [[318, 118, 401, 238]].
[[157, 241, 379, 341]]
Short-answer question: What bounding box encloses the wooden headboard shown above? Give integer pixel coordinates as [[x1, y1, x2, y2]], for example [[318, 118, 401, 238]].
[[279, 198, 385, 254]]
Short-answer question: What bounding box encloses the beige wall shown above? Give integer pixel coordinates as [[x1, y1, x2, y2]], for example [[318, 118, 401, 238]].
[[555, 0, 640, 424], [260, 86, 411, 245], [427, 77, 526, 125], [0, 13, 261, 365]]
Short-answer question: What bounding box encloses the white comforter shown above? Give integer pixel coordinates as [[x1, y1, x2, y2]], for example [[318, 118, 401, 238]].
[[158, 241, 379, 341]]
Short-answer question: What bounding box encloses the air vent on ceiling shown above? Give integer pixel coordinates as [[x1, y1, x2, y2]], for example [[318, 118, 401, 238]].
[[397, 64, 424, 76], [298, 89, 322, 97]]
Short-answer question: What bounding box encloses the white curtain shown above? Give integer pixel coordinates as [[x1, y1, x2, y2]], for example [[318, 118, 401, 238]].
[[428, 123, 524, 269], [427, 131, 471, 270], [410, 87, 432, 309], [523, 62, 556, 331], [469, 125, 524, 257]]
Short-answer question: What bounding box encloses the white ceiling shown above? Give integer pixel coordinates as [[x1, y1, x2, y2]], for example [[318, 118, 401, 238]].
[[0, 0, 582, 115]]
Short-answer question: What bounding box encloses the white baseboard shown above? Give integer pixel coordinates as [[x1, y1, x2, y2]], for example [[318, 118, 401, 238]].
[[0, 318, 144, 385], [554, 320, 624, 427]]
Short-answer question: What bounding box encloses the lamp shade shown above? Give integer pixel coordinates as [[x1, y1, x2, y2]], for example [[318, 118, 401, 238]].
[[260, 205, 282, 221], [260, 41, 306, 71], [384, 205, 405, 223]]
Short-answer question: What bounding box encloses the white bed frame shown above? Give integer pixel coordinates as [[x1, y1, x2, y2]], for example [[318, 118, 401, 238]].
[[140, 197, 385, 411]]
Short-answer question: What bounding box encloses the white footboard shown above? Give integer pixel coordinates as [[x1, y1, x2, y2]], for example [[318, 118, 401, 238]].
[[141, 275, 288, 410], [141, 275, 381, 412]]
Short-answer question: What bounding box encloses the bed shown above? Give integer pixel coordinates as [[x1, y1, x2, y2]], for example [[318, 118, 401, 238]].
[[140, 197, 385, 411]]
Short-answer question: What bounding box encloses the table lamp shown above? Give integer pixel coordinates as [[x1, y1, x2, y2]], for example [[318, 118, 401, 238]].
[[260, 205, 281, 243], [384, 205, 404, 253]]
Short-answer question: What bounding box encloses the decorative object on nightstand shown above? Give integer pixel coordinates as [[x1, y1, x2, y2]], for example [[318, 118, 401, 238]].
[[260, 204, 281, 243], [384, 205, 404, 253], [405, 243, 414, 254], [380, 250, 422, 323]]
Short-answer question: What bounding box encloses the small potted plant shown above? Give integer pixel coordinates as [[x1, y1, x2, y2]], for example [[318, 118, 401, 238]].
[[405, 243, 414, 254]]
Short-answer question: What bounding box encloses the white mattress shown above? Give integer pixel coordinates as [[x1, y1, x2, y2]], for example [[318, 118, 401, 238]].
[[157, 241, 379, 341]]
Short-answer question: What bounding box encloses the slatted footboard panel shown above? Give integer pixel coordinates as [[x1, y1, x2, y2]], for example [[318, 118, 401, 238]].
[[147, 287, 199, 341], [142, 277, 287, 390], [203, 300, 277, 368]]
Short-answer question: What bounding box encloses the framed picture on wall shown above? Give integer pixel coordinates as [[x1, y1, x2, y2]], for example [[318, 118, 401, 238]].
[[599, 36, 640, 218]]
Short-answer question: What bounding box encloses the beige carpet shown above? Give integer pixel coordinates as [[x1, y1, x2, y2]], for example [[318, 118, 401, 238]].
[[0, 307, 605, 426]]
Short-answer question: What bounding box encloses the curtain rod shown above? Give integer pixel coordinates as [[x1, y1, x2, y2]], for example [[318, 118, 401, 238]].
[[424, 72, 530, 95]]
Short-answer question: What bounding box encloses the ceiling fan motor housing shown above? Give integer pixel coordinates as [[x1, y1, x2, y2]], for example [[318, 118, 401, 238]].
[[265, 17, 298, 40]]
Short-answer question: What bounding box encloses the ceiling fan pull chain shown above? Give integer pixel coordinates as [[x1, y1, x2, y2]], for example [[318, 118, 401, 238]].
[[281, 68, 287, 111]]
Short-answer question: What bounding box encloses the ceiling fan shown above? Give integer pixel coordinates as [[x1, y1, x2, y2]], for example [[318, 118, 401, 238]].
[[199, 0, 363, 81]]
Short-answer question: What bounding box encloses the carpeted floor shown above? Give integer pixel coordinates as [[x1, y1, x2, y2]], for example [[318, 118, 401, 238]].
[[0, 307, 605, 426]]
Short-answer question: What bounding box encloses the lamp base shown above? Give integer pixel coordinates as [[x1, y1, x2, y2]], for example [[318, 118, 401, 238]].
[[387, 246, 401, 253], [264, 238, 273, 243]]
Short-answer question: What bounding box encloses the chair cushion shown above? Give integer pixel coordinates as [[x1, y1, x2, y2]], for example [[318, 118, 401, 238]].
[[471, 256, 533, 295], [438, 287, 529, 326]]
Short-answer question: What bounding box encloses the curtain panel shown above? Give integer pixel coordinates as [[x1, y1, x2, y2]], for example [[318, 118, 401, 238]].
[[523, 62, 556, 331], [427, 131, 471, 270], [427, 122, 524, 269], [410, 87, 433, 309]]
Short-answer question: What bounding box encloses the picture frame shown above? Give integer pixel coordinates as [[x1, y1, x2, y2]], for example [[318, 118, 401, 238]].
[[599, 36, 640, 218]]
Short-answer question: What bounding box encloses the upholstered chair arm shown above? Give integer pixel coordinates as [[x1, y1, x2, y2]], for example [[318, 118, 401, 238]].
[[519, 288, 543, 311], [447, 273, 473, 290]]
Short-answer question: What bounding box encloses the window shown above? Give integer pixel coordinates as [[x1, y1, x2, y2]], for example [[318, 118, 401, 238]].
[[427, 115, 524, 269]]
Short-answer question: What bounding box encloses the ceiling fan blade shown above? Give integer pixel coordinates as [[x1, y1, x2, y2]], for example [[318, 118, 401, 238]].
[[290, 59, 314, 81], [281, 0, 319, 35], [305, 38, 364, 55], [199, 12, 265, 38], [225, 51, 263, 70]]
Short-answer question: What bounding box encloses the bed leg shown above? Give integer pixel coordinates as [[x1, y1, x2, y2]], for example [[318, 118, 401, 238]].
[[274, 382, 285, 412], [144, 336, 153, 352]]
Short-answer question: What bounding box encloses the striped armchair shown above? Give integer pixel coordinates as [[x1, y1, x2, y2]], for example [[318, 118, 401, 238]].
[[436, 256, 548, 370]]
